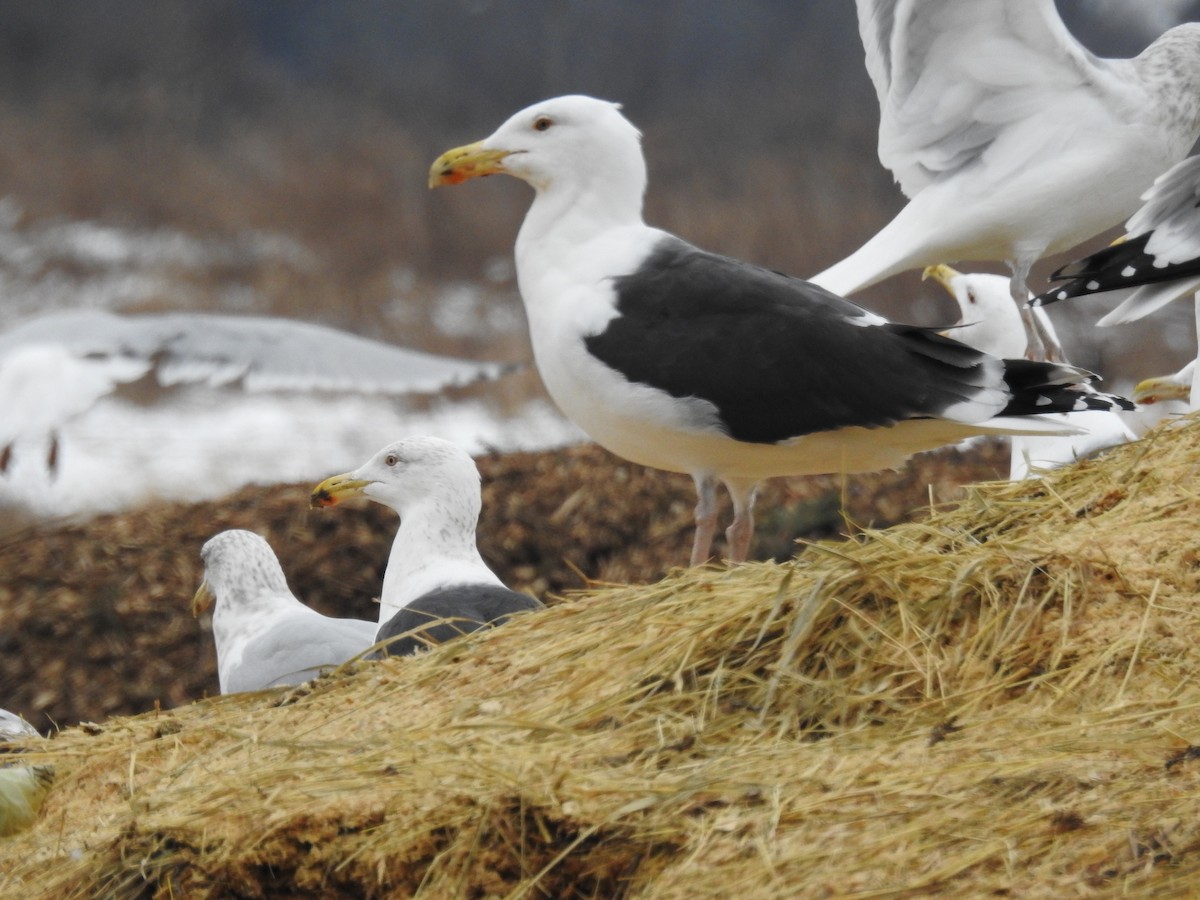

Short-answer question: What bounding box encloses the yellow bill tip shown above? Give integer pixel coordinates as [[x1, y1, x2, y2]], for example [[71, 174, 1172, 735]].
[[429, 141, 512, 188], [1131, 376, 1188, 405], [310, 474, 370, 509]]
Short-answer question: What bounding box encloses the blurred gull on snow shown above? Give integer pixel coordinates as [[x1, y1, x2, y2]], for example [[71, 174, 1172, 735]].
[[0, 310, 580, 522]]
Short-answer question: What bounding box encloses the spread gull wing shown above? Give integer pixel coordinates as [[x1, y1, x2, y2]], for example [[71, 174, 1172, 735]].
[[0, 309, 509, 397], [858, 0, 1137, 196]]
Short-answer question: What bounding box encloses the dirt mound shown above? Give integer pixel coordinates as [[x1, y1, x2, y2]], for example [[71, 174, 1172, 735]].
[[0, 441, 1006, 728], [2, 420, 1199, 897]]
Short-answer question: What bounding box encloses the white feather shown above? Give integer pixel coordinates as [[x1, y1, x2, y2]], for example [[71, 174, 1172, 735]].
[[813, 5, 1200, 297]]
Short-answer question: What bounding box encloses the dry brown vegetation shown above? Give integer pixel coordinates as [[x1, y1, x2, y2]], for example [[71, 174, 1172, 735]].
[[2, 419, 1200, 896]]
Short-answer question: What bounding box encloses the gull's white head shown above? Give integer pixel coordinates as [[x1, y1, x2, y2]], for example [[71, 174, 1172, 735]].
[[192, 529, 290, 617], [429, 94, 646, 200], [311, 436, 482, 520], [923, 264, 1031, 360]]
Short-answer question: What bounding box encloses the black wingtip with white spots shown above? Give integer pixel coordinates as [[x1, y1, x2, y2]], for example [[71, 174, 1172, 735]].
[[1034, 232, 1200, 307], [999, 359, 1134, 415]]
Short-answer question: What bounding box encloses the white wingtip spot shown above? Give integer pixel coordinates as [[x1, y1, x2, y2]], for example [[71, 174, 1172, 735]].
[[846, 310, 889, 327], [1121, 266, 1137, 277], [1086, 280, 1101, 291]]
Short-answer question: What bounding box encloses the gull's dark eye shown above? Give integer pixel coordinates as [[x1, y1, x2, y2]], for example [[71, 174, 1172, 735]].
[[966, 290, 977, 305], [533, 115, 553, 132], [385, 454, 399, 467]]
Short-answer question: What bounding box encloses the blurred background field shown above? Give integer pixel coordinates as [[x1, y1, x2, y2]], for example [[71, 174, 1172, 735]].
[[0, 1, 1195, 375]]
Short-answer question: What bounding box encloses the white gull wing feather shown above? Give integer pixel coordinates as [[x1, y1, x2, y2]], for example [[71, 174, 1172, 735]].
[[199, 530, 377, 694], [858, 0, 1138, 198], [0, 708, 53, 837], [1097, 156, 1200, 324], [0, 709, 39, 742], [1034, 155, 1200, 325], [1128, 154, 1200, 262], [1096, 276, 1200, 326], [220, 610, 377, 694]]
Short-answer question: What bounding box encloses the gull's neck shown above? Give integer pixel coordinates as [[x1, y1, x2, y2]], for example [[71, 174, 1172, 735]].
[[378, 496, 501, 622], [515, 155, 648, 294], [518, 180, 644, 251]]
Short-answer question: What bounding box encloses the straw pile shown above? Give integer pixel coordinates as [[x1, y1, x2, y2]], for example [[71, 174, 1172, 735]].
[[3, 419, 1200, 897]]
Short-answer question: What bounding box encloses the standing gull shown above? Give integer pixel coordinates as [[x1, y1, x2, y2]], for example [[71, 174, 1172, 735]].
[[924, 264, 1136, 478], [0, 708, 54, 837], [429, 95, 1132, 565], [193, 530, 377, 693], [311, 436, 541, 656], [811, 2, 1200, 361]]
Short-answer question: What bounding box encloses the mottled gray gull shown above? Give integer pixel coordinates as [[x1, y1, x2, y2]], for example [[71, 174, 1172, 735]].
[[192, 529, 377, 693]]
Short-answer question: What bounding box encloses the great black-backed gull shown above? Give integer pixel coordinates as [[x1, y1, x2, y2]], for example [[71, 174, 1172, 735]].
[[811, 2, 1200, 361], [0, 309, 509, 478], [192, 530, 377, 693], [923, 264, 1136, 479], [310, 436, 541, 656], [428, 95, 1132, 565], [0, 708, 53, 837], [1036, 154, 1200, 408]]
